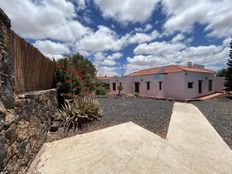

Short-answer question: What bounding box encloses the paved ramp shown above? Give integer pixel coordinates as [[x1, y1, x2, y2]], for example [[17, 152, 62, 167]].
[[167, 102, 232, 174], [28, 102, 232, 174], [28, 122, 193, 174]]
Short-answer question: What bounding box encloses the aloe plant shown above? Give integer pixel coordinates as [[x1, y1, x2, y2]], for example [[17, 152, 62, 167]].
[[59, 97, 103, 131]]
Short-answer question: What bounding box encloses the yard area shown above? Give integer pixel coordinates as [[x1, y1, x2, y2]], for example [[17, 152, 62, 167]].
[[47, 98, 174, 142], [192, 95, 232, 149]]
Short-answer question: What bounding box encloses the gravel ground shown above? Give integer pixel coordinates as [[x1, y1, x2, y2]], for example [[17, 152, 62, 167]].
[[192, 95, 232, 149], [47, 98, 174, 142]]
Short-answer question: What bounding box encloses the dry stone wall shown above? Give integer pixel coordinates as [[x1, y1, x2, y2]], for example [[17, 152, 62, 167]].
[[0, 89, 57, 173], [0, 8, 14, 109]]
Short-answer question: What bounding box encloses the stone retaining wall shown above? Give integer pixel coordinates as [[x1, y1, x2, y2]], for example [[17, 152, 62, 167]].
[[0, 9, 58, 173], [0, 8, 14, 109], [0, 89, 57, 173]]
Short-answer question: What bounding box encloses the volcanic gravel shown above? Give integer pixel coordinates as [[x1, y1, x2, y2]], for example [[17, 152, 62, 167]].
[[47, 98, 173, 142], [192, 95, 232, 149]]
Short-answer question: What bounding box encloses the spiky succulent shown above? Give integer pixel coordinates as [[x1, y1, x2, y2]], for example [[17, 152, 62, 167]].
[[59, 97, 103, 131]]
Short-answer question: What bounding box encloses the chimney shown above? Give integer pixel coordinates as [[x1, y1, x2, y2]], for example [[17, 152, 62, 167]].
[[187, 62, 192, 67]]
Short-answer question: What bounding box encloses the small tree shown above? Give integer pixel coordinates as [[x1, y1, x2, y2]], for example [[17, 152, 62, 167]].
[[225, 38, 232, 93], [217, 68, 227, 77], [117, 84, 123, 96]]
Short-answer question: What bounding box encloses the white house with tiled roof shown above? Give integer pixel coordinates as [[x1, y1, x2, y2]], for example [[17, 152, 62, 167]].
[[110, 63, 224, 100]]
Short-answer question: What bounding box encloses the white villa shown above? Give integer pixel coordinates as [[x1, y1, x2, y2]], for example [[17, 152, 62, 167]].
[[110, 63, 224, 101]]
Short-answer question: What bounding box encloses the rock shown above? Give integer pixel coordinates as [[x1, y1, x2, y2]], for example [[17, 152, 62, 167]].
[[0, 110, 5, 129], [14, 106, 22, 114], [4, 112, 15, 129], [16, 120, 30, 141], [50, 121, 61, 132], [0, 134, 7, 171], [16, 141, 27, 158], [0, 101, 6, 129], [5, 123, 16, 144], [5, 143, 16, 164]]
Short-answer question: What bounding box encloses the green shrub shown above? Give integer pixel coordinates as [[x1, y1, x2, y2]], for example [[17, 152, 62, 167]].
[[134, 93, 139, 97], [95, 85, 107, 95], [59, 97, 103, 131]]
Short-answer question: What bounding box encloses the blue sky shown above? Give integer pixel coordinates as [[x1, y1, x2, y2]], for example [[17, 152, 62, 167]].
[[0, 0, 231, 76]]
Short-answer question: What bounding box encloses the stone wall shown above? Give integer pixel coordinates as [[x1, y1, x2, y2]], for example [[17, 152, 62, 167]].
[[0, 89, 57, 173], [0, 8, 15, 109]]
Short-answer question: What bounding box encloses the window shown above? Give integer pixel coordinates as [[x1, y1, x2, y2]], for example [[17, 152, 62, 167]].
[[146, 82, 150, 90], [112, 83, 116, 91], [119, 82, 122, 86], [159, 81, 163, 90], [188, 82, 193, 89], [208, 80, 213, 91]]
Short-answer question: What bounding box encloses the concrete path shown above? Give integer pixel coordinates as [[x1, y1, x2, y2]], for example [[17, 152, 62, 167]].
[[28, 102, 232, 174], [28, 122, 194, 174], [167, 102, 232, 174]]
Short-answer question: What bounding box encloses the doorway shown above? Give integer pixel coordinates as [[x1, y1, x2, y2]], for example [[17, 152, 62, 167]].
[[198, 80, 202, 94], [134, 82, 140, 93]]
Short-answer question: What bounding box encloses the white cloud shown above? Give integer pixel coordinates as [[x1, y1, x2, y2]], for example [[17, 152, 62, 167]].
[[171, 33, 185, 43], [144, 24, 153, 32], [96, 66, 118, 76], [223, 38, 231, 47], [162, 0, 232, 38], [134, 41, 186, 55], [129, 31, 159, 44], [125, 55, 169, 74], [74, 0, 87, 10], [125, 41, 229, 74], [93, 0, 159, 24], [76, 26, 129, 53], [33, 40, 70, 59], [0, 0, 90, 41], [93, 52, 122, 76]]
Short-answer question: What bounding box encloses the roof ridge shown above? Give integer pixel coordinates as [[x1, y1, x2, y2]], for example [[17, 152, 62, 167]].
[[174, 65, 186, 71], [128, 65, 176, 75]]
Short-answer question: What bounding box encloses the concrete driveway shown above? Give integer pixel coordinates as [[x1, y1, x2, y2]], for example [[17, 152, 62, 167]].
[[28, 102, 232, 174]]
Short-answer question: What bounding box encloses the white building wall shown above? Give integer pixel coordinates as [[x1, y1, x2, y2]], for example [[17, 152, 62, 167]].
[[164, 72, 186, 100], [183, 72, 217, 99], [130, 75, 166, 98], [109, 72, 224, 100], [214, 77, 225, 92], [110, 76, 133, 95]]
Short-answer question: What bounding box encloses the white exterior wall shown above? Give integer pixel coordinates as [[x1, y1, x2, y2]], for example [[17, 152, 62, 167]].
[[130, 75, 166, 98], [110, 76, 133, 95], [214, 77, 225, 92], [183, 72, 216, 99], [110, 75, 166, 98], [164, 72, 186, 100], [110, 72, 224, 100]]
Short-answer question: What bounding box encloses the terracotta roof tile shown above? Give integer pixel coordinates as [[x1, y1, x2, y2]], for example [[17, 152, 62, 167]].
[[127, 65, 215, 77], [97, 76, 112, 81]]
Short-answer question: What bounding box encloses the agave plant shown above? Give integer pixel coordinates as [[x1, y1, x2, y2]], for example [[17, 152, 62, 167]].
[[59, 97, 103, 131]]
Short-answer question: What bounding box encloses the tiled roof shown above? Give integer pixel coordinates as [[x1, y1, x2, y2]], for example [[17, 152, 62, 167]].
[[97, 76, 112, 81], [127, 65, 215, 77]]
